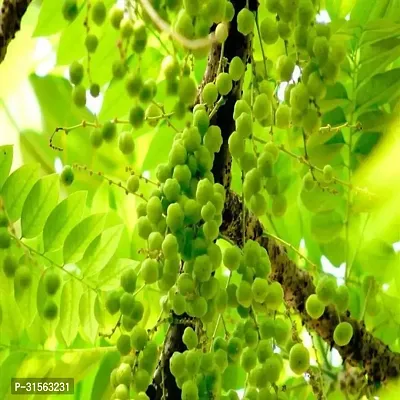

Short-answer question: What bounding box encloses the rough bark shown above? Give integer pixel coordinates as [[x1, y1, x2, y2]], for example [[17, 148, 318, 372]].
[[0, 0, 32, 63]]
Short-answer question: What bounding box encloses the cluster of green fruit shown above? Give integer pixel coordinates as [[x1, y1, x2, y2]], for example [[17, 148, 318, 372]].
[[306, 275, 350, 318], [105, 265, 146, 333], [172, 0, 234, 55], [169, 318, 310, 399], [41, 269, 63, 321], [1, 252, 32, 292], [111, 333, 159, 400], [65, 1, 150, 110], [229, 98, 289, 218], [0, 213, 32, 294], [305, 275, 353, 346]]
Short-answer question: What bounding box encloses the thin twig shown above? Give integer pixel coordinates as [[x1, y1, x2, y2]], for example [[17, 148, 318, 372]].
[[135, 0, 215, 50]]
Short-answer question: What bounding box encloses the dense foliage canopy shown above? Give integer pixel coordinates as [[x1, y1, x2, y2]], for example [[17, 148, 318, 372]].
[[1, 0, 400, 399]]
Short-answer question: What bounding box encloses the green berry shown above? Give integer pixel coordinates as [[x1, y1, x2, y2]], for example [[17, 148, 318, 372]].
[[101, 121, 117, 142], [305, 294, 325, 319], [89, 83, 100, 98], [333, 322, 353, 346], [105, 290, 121, 315], [109, 5, 123, 29], [120, 268, 137, 293], [43, 299, 58, 320], [119, 131, 135, 155], [260, 17, 279, 45], [229, 56, 245, 81], [112, 60, 127, 79], [276, 55, 295, 82], [129, 105, 145, 129], [85, 34, 98, 53], [216, 72, 232, 96], [72, 85, 86, 108], [125, 73, 143, 97], [44, 270, 61, 295], [2, 255, 17, 277], [237, 8, 255, 36], [91, 0, 106, 26], [215, 22, 229, 43], [140, 258, 159, 284], [127, 175, 140, 194], [316, 275, 337, 305], [117, 335, 132, 356], [289, 343, 310, 374], [183, 327, 198, 349], [15, 265, 32, 289], [0, 228, 11, 249], [62, 0, 78, 21], [120, 18, 134, 38], [178, 76, 197, 105], [201, 82, 218, 106], [60, 165, 74, 186]]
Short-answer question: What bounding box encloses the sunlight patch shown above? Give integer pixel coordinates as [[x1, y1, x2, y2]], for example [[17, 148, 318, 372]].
[[86, 91, 104, 115], [331, 348, 342, 367], [316, 10, 331, 24], [54, 157, 63, 174], [277, 82, 288, 102], [321, 256, 345, 285]]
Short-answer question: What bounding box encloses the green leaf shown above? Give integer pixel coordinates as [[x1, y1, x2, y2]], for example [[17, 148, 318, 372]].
[[57, 279, 84, 347], [96, 258, 139, 290], [356, 68, 400, 112], [308, 143, 345, 168], [321, 237, 346, 267], [356, 239, 396, 280], [0, 352, 27, 398], [358, 110, 391, 132], [221, 364, 246, 391], [310, 211, 344, 244], [90, 351, 120, 400], [79, 290, 99, 344], [21, 174, 60, 239], [325, 0, 356, 20], [57, 0, 116, 66], [353, 132, 382, 155], [29, 74, 94, 133], [360, 19, 400, 47], [43, 191, 88, 253], [80, 225, 125, 278], [1, 163, 40, 222], [357, 37, 400, 84], [350, 0, 390, 24], [33, 0, 75, 37], [0, 145, 13, 191], [0, 266, 24, 339], [141, 124, 176, 171], [17, 269, 40, 328], [63, 213, 107, 264]]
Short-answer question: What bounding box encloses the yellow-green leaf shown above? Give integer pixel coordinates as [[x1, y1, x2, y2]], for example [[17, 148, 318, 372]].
[[21, 174, 60, 239]]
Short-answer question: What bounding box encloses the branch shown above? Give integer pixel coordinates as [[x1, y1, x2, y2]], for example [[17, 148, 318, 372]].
[[147, 1, 258, 398], [220, 189, 400, 384], [0, 0, 32, 63]]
